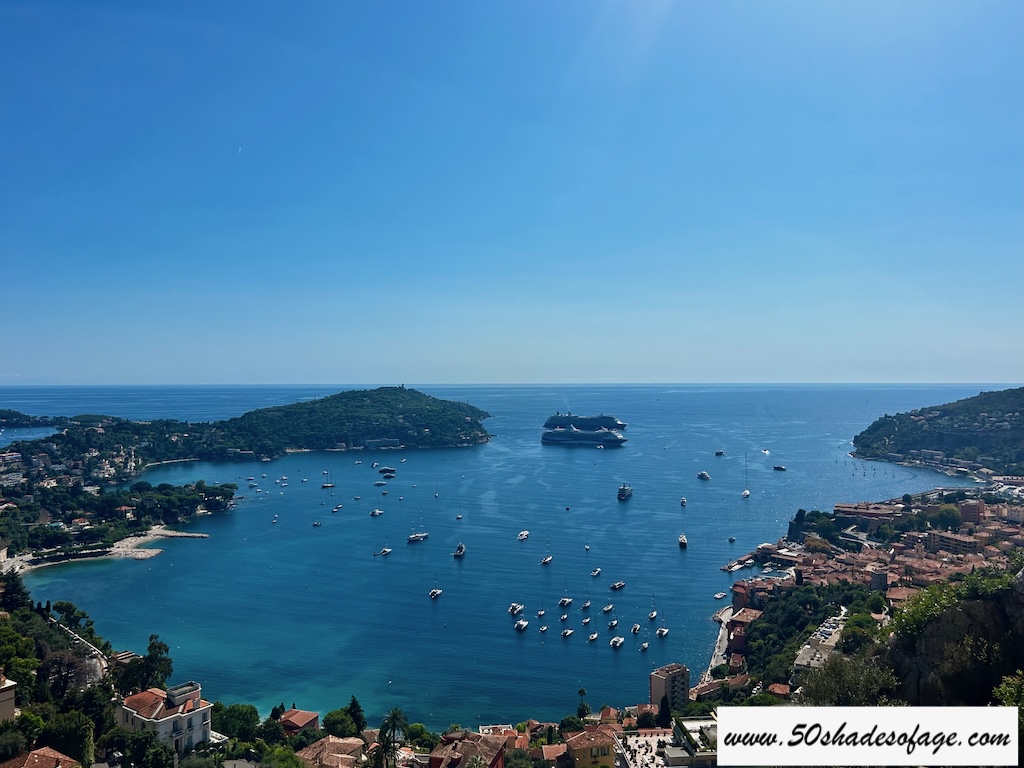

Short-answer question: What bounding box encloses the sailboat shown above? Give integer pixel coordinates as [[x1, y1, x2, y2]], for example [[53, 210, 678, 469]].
[[321, 471, 335, 489], [741, 453, 750, 498], [429, 574, 442, 599]]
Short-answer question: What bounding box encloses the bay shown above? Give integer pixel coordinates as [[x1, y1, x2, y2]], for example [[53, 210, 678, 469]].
[[10, 384, 990, 731]]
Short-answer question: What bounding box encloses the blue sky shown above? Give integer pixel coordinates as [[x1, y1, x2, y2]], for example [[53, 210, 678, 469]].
[[2, 1, 1022, 385]]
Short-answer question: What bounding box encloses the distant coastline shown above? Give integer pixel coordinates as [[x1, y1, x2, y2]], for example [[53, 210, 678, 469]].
[[3, 526, 208, 574]]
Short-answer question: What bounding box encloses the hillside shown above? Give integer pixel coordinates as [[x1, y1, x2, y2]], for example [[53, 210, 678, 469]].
[[852, 387, 1024, 475], [5, 387, 491, 483]]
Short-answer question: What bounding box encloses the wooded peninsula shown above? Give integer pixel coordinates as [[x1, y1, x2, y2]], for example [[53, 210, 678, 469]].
[[853, 386, 1024, 476]]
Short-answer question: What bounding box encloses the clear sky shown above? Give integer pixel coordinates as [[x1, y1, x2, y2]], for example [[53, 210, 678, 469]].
[[2, 1, 1022, 385]]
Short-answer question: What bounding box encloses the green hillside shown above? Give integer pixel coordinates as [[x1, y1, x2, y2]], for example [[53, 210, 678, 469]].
[[852, 387, 1024, 475]]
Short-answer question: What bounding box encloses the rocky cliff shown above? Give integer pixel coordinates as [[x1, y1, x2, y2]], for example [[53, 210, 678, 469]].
[[889, 569, 1024, 706]]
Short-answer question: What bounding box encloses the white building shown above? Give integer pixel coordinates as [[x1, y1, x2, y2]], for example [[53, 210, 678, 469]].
[[119, 681, 220, 754]]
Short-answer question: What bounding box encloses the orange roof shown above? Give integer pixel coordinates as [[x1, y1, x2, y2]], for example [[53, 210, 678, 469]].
[[565, 730, 616, 750], [0, 747, 81, 768], [282, 709, 319, 730], [122, 688, 210, 720], [540, 744, 567, 761]]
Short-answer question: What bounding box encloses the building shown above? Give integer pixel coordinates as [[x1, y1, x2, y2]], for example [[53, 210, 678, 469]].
[[281, 709, 320, 736], [118, 681, 215, 754], [0, 746, 80, 768], [0, 672, 17, 721], [564, 727, 617, 768], [296, 735, 366, 768], [429, 732, 506, 768], [649, 663, 690, 713]]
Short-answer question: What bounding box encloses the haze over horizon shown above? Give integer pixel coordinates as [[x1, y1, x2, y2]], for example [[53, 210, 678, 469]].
[[3, 2, 1022, 386]]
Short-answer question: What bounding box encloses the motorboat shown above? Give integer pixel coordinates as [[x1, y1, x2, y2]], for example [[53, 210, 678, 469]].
[[640, 641, 649, 651], [508, 603, 525, 615], [729, 536, 736, 543], [678, 533, 688, 548], [539, 625, 548, 633], [656, 626, 669, 638], [453, 542, 466, 557], [697, 471, 711, 481], [603, 604, 614, 613], [378, 547, 391, 557], [774, 465, 787, 471], [429, 587, 442, 599], [581, 599, 591, 609], [514, 619, 529, 631], [610, 581, 625, 590], [370, 508, 383, 516], [537, 608, 546, 617], [517, 530, 530, 541], [715, 450, 724, 456], [680, 497, 687, 507], [560, 613, 569, 621], [312, 522, 321, 527], [582, 617, 591, 625], [608, 618, 618, 630], [617, 483, 633, 500], [407, 531, 428, 542], [588, 632, 599, 642], [591, 568, 602, 577], [561, 628, 573, 638], [714, 592, 727, 599], [541, 555, 553, 565]]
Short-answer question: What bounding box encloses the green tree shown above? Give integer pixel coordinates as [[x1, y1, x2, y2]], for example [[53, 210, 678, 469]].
[[992, 669, 1024, 766], [0, 726, 26, 761], [117, 634, 173, 693], [17, 710, 45, 746], [261, 746, 304, 768], [558, 716, 583, 734], [656, 695, 671, 728], [799, 654, 901, 706], [0, 572, 32, 613], [323, 708, 357, 737], [38, 711, 95, 767], [347, 695, 367, 733], [212, 702, 260, 742], [257, 718, 287, 745], [636, 712, 657, 729]]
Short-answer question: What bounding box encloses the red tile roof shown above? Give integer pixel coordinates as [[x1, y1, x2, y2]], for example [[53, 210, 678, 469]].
[[0, 747, 81, 768], [122, 688, 210, 720]]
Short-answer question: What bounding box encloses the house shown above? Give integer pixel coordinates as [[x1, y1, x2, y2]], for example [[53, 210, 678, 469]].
[[118, 681, 217, 754], [0, 746, 80, 768], [564, 727, 617, 768], [428, 731, 506, 768], [0, 672, 17, 721], [281, 709, 320, 736], [296, 735, 366, 768]]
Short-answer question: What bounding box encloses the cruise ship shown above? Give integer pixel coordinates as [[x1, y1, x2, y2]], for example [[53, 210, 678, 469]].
[[543, 412, 627, 430], [541, 425, 627, 446]]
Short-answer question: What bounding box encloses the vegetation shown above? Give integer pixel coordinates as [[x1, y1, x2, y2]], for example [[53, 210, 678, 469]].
[[853, 386, 1024, 475], [744, 581, 877, 684]]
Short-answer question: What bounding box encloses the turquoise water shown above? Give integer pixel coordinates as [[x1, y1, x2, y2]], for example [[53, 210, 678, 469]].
[[10, 384, 990, 731]]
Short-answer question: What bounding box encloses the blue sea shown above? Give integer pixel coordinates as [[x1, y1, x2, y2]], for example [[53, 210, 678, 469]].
[[3, 384, 995, 731]]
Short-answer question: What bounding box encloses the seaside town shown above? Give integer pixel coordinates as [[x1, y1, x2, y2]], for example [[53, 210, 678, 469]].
[[2, 408, 1024, 768]]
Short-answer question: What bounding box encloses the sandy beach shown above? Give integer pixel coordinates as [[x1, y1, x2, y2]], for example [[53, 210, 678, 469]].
[[2, 526, 208, 574]]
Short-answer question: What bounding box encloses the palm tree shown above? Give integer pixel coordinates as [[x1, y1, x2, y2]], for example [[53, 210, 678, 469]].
[[374, 707, 408, 768], [381, 707, 408, 744]]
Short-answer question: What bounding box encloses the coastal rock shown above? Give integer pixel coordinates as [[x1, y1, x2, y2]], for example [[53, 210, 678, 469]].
[[889, 587, 1024, 706]]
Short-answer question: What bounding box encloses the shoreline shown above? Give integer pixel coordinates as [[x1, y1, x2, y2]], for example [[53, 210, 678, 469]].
[[4, 526, 209, 575]]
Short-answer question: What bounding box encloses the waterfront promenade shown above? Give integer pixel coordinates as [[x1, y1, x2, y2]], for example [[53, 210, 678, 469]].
[[702, 605, 733, 684]]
